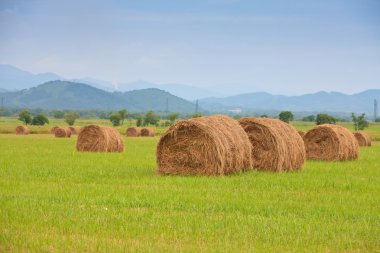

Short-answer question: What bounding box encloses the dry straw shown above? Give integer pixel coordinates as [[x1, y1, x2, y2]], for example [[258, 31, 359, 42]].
[[15, 126, 29, 135], [304, 124, 359, 161], [54, 127, 71, 138], [50, 126, 59, 134], [298, 131, 306, 138], [238, 117, 306, 172], [126, 127, 141, 137], [354, 131, 371, 147], [141, 128, 155, 137], [157, 115, 253, 175], [68, 126, 78, 135], [76, 125, 124, 152]]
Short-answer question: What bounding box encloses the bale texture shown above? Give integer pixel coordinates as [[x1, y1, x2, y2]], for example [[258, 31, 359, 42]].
[[354, 131, 371, 147], [238, 117, 305, 172], [298, 131, 306, 138], [126, 127, 141, 137], [68, 126, 78, 135], [157, 115, 253, 175], [50, 126, 59, 134], [76, 125, 124, 152], [304, 124, 359, 161], [15, 126, 29, 135], [141, 128, 155, 137], [54, 127, 71, 138]]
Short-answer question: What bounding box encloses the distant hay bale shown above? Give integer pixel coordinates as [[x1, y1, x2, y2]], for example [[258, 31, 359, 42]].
[[141, 128, 155, 137], [298, 131, 306, 138], [68, 126, 78, 135], [76, 125, 124, 152], [157, 115, 253, 175], [354, 131, 371, 147], [304, 124, 359, 161], [126, 127, 141, 137], [238, 117, 305, 172], [15, 126, 29, 135], [50, 126, 59, 134], [54, 127, 71, 138]]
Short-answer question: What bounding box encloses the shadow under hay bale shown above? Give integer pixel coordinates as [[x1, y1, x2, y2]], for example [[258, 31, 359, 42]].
[[141, 128, 154, 137], [156, 115, 253, 176], [68, 126, 78, 135], [54, 127, 71, 138], [15, 126, 29, 135], [76, 125, 124, 152], [304, 124, 359, 161], [354, 131, 371, 147], [126, 127, 141, 137], [238, 117, 305, 172]]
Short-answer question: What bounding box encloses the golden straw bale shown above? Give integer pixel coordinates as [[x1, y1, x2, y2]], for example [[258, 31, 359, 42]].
[[354, 131, 371, 147], [76, 125, 124, 152], [15, 126, 29, 135], [141, 128, 155, 137], [126, 127, 141, 137], [304, 124, 359, 161], [238, 117, 305, 172], [157, 115, 253, 175], [54, 127, 71, 138]]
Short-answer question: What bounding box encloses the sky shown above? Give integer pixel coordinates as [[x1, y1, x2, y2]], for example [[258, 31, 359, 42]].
[[0, 0, 379, 95]]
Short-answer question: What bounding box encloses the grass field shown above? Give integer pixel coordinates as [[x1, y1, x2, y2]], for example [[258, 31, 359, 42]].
[[0, 133, 379, 252]]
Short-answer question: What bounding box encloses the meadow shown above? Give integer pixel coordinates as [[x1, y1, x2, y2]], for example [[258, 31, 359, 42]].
[[0, 117, 380, 252]]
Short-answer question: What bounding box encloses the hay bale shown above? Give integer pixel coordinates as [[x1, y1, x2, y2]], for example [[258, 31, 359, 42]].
[[298, 131, 306, 138], [304, 124, 359, 161], [141, 128, 155, 137], [126, 127, 141, 137], [68, 126, 78, 135], [15, 126, 29, 135], [76, 125, 124, 152], [54, 127, 71, 138], [354, 131, 371, 147], [157, 115, 253, 175], [50, 126, 59, 134], [238, 117, 305, 172]]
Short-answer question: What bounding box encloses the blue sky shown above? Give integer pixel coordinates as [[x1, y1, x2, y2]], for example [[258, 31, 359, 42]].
[[0, 0, 379, 94]]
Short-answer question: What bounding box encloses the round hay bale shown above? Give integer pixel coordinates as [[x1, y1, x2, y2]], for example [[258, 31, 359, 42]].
[[76, 125, 124, 152], [68, 126, 78, 135], [156, 115, 253, 176], [126, 127, 141, 137], [298, 131, 306, 138], [238, 117, 305, 172], [141, 128, 155, 137], [15, 126, 29, 135], [354, 131, 371, 147], [304, 124, 359, 161], [50, 126, 59, 134], [54, 127, 71, 138]]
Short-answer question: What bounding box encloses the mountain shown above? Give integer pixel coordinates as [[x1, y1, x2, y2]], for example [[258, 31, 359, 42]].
[[0, 64, 63, 90], [199, 90, 380, 115], [0, 80, 197, 113]]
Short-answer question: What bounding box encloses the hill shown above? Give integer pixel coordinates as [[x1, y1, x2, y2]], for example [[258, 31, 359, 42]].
[[0, 80, 197, 113], [199, 90, 380, 115]]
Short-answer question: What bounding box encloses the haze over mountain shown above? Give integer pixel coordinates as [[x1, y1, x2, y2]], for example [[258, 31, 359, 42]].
[[0, 81, 197, 113]]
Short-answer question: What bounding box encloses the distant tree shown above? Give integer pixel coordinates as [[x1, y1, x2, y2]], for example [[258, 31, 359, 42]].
[[99, 111, 109, 119], [351, 113, 369, 131], [18, 110, 32, 125], [279, 111, 294, 123], [136, 114, 143, 127], [191, 113, 202, 118], [109, 113, 122, 126], [260, 114, 268, 118], [31, 114, 49, 125], [118, 109, 129, 125], [167, 113, 180, 125], [144, 111, 160, 126], [302, 115, 315, 122], [315, 114, 336, 125], [64, 112, 80, 126], [375, 117, 380, 123], [52, 110, 65, 119]]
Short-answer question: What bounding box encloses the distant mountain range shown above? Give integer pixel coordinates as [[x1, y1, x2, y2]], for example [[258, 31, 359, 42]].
[[0, 81, 197, 113]]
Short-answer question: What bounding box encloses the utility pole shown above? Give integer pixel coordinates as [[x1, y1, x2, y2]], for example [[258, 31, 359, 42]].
[[195, 99, 199, 113], [375, 99, 378, 121]]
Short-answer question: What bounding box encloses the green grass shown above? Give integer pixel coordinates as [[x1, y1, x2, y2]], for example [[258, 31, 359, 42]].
[[0, 134, 379, 252]]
